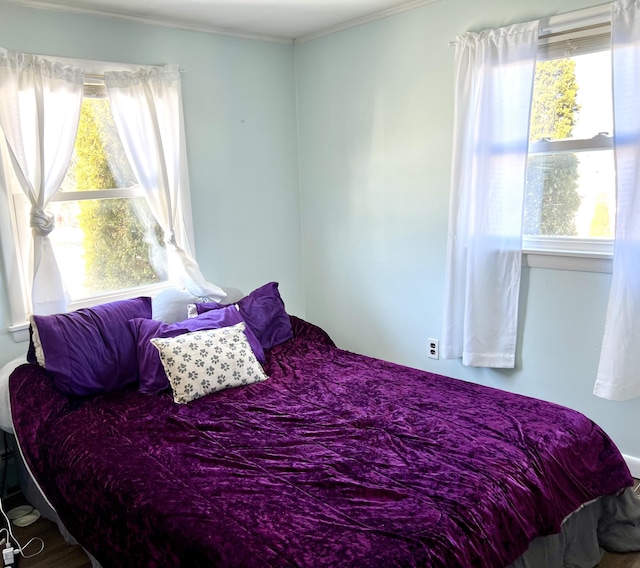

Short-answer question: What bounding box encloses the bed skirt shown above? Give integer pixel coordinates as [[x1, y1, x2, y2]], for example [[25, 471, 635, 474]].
[[509, 486, 640, 567]]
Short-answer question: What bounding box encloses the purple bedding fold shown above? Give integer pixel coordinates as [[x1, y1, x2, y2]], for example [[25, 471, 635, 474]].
[[10, 317, 634, 567]]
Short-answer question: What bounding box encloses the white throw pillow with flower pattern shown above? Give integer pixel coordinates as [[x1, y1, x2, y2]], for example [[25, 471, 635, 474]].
[[150, 322, 268, 404]]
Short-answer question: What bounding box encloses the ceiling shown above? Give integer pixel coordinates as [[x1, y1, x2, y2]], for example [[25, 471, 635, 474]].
[[11, 0, 436, 41]]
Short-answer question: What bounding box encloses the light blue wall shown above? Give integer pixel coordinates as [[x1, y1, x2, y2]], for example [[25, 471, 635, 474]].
[[295, 0, 640, 462], [0, 1, 304, 361]]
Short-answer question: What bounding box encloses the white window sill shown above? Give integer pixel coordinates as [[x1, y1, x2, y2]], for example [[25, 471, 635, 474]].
[[522, 236, 613, 273], [8, 323, 30, 343], [523, 250, 612, 273]]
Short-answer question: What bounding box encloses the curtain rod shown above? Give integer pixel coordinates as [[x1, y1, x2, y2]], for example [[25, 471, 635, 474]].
[[449, 20, 610, 46], [84, 68, 186, 81]]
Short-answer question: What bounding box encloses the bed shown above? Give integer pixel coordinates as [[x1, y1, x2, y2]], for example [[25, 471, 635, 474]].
[[7, 284, 640, 567]]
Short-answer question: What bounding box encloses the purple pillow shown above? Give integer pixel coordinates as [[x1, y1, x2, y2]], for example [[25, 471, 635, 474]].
[[195, 282, 293, 351], [129, 306, 266, 395], [29, 297, 152, 397]]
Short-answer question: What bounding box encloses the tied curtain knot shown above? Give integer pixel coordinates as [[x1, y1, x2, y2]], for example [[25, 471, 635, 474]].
[[165, 230, 177, 247], [30, 207, 55, 237]]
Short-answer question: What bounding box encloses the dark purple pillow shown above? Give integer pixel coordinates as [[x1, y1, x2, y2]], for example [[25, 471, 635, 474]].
[[130, 306, 266, 395], [29, 297, 152, 397], [195, 282, 293, 351]]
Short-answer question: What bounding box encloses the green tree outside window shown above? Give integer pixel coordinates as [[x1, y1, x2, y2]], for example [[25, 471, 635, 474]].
[[74, 98, 164, 293], [524, 58, 581, 236]]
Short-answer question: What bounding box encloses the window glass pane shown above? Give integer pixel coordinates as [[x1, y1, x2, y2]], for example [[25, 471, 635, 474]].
[[526, 45, 615, 243], [48, 197, 167, 300], [60, 97, 137, 192], [571, 50, 613, 139], [530, 50, 613, 143], [524, 150, 615, 238]]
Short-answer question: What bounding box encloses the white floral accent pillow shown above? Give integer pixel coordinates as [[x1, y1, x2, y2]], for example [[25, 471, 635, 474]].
[[150, 322, 268, 404]]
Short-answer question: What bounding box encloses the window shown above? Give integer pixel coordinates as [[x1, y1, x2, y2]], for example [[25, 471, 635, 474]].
[[48, 81, 167, 300], [2, 75, 169, 338], [523, 23, 614, 267]]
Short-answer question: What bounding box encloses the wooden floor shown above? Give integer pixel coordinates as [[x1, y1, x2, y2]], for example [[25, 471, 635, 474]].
[[2, 492, 91, 568], [1, 481, 639, 567], [8, 517, 91, 568]]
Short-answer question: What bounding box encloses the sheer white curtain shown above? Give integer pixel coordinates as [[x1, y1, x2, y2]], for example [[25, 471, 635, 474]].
[[441, 23, 538, 367], [594, 0, 640, 401], [104, 65, 225, 301], [0, 49, 83, 315]]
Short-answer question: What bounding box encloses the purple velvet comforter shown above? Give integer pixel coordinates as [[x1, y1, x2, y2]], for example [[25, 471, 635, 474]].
[[10, 317, 633, 567]]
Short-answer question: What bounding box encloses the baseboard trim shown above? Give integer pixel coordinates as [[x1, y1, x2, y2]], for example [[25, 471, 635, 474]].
[[623, 454, 640, 479]]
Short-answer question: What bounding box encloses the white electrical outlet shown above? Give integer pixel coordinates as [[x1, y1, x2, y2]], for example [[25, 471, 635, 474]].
[[428, 338, 439, 360]]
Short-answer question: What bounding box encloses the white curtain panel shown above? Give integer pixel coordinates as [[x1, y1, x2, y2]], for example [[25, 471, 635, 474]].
[[594, 0, 640, 401], [104, 65, 226, 301], [0, 50, 83, 315], [441, 23, 538, 367]]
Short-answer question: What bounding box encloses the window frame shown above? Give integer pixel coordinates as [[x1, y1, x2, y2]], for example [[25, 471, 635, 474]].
[[0, 56, 173, 342], [524, 6, 614, 273]]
